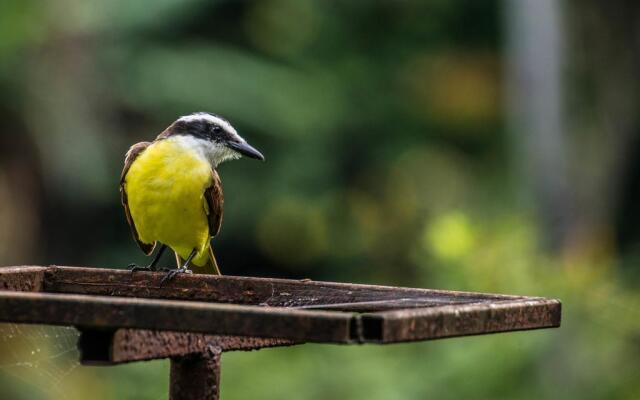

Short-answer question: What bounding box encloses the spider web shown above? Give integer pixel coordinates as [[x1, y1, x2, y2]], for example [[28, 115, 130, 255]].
[[0, 323, 81, 399]]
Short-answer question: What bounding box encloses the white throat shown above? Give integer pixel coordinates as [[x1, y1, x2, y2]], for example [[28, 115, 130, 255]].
[[170, 135, 239, 168]]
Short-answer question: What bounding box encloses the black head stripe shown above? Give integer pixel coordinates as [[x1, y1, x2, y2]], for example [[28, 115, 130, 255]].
[[160, 117, 237, 143], [169, 119, 210, 140], [158, 113, 236, 143]]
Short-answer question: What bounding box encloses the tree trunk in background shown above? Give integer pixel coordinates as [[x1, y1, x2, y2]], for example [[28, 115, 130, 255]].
[[564, 1, 640, 257], [505, 0, 572, 251], [506, 0, 640, 258]]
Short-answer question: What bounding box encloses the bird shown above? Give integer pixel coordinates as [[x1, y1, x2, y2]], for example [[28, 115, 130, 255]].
[[120, 112, 264, 281]]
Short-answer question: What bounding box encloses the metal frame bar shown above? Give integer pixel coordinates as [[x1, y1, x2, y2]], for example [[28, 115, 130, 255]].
[[0, 266, 562, 399]]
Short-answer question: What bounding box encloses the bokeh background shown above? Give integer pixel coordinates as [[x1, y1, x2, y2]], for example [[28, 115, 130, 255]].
[[1, 0, 639, 399]]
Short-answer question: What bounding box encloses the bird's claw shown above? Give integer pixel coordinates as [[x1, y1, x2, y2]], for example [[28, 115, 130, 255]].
[[160, 267, 192, 286]]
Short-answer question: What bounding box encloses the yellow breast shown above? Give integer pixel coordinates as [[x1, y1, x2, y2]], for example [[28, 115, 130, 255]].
[[124, 138, 213, 264]]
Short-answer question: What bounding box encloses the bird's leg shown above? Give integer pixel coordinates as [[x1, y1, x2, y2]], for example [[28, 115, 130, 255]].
[[160, 248, 196, 285], [149, 244, 169, 270], [129, 244, 167, 272]]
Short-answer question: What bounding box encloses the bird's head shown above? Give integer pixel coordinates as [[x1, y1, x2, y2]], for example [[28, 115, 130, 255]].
[[162, 112, 265, 167]]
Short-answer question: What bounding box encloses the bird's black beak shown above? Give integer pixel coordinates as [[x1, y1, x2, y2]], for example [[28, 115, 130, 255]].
[[227, 140, 265, 161]]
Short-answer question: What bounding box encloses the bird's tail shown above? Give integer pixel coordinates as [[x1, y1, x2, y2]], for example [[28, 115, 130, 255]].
[[175, 244, 221, 275]]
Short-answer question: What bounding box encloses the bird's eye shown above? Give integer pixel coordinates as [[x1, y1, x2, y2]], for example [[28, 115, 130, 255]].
[[211, 125, 222, 133]]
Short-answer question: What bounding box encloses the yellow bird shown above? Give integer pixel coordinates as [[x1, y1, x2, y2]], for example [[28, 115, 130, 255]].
[[120, 112, 264, 281]]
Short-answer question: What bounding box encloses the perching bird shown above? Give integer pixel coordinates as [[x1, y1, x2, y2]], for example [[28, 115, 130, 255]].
[[120, 112, 264, 280]]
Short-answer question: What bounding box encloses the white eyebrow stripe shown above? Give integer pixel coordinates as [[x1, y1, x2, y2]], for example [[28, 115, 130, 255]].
[[178, 113, 237, 135]]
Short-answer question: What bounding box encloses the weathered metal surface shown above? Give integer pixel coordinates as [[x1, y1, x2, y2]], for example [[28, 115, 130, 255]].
[[78, 328, 296, 364], [43, 266, 518, 308], [0, 266, 47, 292], [296, 297, 475, 311], [0, 266, 562, 344], [358, 299, 562, 343], [170, 345, 221, 400], [0, 291, 353, 343]]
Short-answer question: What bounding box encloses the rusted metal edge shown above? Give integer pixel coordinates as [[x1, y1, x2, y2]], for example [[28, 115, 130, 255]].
[[354, 298, 562, 343], [78, 328, 298, 365], [42, 266, 524, 303], [0, 266, 562, 345], [0, 266, 48, 292], [45, 265, 503, 295], [0, 291, 353, 343], [294, 297, 474, 311]]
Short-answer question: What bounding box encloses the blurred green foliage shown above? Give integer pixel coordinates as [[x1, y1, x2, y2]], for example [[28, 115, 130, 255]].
[[0, 0, 638, 399]]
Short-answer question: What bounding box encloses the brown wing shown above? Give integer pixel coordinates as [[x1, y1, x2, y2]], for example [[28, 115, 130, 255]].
[[120, 141, 155, 255], [204, 169, 224, 238]]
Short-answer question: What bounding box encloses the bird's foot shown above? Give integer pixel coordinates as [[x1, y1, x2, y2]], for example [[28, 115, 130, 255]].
[[129, 264, 172, 280], [129, 263, 156, 273], [129, 263, 151, 272], [160, 267, 192, 286]]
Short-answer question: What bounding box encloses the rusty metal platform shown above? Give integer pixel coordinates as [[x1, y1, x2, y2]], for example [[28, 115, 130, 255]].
[[0, 266, 562, 399]]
